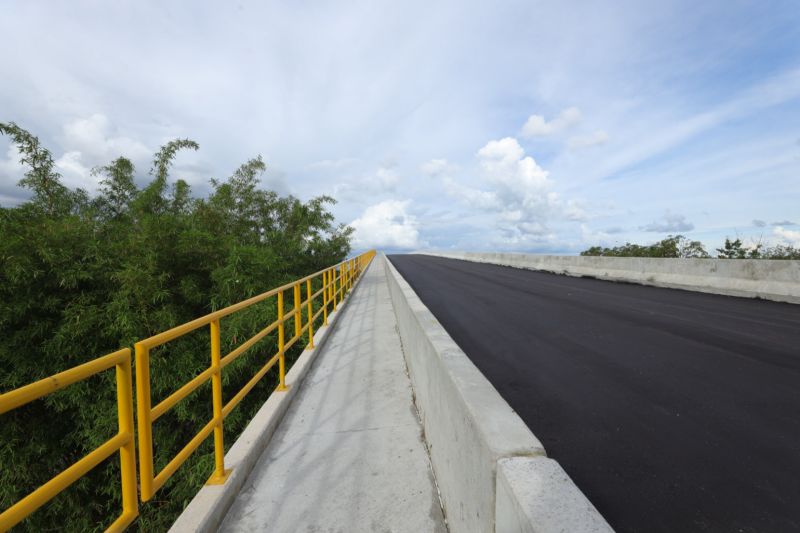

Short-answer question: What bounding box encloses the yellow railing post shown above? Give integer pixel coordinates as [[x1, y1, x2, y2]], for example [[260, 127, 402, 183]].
[[115, 353, 138, 524], [135, 342, 155, 502], [306, 278, 314, 348], [277, 290, 288, 391], [208, 319, 230, 484], [322, 270, 329, 326], [332, 267, 338, 312], [293, 282, 301, 341]]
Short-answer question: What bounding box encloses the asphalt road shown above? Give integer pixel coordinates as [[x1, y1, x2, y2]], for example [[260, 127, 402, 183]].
[[388, 254, 800, 533]]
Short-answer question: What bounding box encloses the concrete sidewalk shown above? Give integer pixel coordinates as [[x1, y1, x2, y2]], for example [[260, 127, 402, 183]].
[[220, 256, 447, 533]]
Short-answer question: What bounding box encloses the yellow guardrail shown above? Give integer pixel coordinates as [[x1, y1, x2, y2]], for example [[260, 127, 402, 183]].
[[0, 250, 375, 531], [0, 349, 137, 532], [135, 250, 375, 500]]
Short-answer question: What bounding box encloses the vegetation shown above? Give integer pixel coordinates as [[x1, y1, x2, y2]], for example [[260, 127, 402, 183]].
[[581, 235, 709, 258], [581, 234, 799, 259], [0, 122, 352, 531]]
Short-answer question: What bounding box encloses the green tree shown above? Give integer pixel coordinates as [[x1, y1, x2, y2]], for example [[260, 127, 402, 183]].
[[580, 235, 709, 258], [0, 123, 352, 532], [716, 237, 762, 259]]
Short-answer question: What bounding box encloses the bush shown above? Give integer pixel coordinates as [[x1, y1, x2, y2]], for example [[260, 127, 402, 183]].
[[0, 122, 352, 531]]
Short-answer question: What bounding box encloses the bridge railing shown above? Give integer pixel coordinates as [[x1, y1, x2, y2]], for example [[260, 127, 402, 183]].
[[135, 249, 375, 501], [0, 349, 138, 532], [0, 250, 375, 531]]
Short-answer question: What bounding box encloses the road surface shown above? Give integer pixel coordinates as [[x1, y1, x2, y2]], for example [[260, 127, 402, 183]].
[[389, 254, 800, 533]]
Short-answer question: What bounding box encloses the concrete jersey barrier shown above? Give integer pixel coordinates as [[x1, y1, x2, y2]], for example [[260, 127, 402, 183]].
[[419, 251, 800, 305], [384, 254, 613, 533]]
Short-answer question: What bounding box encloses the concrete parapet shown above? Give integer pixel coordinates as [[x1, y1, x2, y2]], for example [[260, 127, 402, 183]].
[[420, 251, 800, 304], [496, 457, 611, 533], [385, 254, 612, 532]]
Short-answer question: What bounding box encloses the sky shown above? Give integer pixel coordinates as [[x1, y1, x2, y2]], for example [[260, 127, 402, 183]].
[[1, 0, 799, 254]]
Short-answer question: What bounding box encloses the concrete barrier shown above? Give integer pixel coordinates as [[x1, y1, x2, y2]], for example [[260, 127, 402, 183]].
[[169, 262, 371, 533], [420, 251, 800, 304], [385, 255, 612, 533]]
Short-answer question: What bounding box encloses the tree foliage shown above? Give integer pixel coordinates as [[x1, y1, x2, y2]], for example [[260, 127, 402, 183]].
[[0, 123, 352, 531], [582, 234, 799, 259], [581, 235, 709, 258]]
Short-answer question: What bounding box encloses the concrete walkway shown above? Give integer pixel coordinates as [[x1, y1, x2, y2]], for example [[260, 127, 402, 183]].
[[220, 256, 447, 533]]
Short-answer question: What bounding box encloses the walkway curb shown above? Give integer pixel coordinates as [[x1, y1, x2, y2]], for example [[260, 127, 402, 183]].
[[169, 260, 372, 533]]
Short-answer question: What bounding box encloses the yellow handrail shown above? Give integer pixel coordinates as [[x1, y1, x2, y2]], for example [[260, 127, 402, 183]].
[[134, 250, 375, 501], [0, 349, 138, 533], [0, 249, 376, 530]]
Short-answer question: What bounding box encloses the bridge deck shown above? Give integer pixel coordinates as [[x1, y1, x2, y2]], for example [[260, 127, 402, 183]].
[[220, 256, 446, 532], [389, 254, 800, 533]]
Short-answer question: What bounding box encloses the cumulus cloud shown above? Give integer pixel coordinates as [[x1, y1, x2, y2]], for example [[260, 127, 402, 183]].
[[443, 137, 583, 245], [641, 212, 694, 232], [2, 114, 154, 198], [773, 226, 800, 246], [60, 114, 150, 163], [521, 107, 581, 138], [568, 130, 609, 150], [350, 199, 420, 249], [752, 219, 767, 227]]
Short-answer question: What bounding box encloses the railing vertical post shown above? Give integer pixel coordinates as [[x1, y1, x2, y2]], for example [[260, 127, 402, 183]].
[[332, 267, 338, 311], [277, 290, 288, 391], [293, 283, 301, 341], [115, 350, 138, 521], [134, 342, 155, 501], [322, 271, 329, 325], [208, 319, 229, 484], [306, 279, 314, 348]]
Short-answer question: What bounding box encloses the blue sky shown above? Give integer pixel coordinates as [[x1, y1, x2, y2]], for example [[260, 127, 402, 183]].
[[1, 0, 799, 253]]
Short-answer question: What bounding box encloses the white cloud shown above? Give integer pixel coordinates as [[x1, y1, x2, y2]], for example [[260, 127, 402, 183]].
[[521, 107, 581, 138], [568, 130, 609, 150], [350, 199, 420, 249], [0, 143, 25, 181], [443, 137, 584, 245], [60, 114, 150, 163], [773, 226, 800, 246], [332, 165, 400, 202], [52, 114, 153, 191], [420, 158, 452, 177], [641, 212, 694, 232]]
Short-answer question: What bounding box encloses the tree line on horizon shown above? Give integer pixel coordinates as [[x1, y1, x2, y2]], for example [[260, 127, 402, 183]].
[[0, 122, 352, 531], [581, 234, 800, 259]]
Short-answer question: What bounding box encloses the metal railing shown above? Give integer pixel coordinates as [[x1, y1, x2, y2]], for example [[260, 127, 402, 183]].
[[0, 250, 375, 531], [135, 250, 375, 500], [0, 349, 137, 532]]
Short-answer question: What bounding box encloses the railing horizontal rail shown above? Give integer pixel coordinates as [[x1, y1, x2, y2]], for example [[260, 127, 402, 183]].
[[135, 250, 375, 502], [0, 348, 137, 532]]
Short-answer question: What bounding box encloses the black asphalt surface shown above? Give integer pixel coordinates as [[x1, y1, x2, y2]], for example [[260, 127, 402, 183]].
[[388, 254, 800, 533]]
